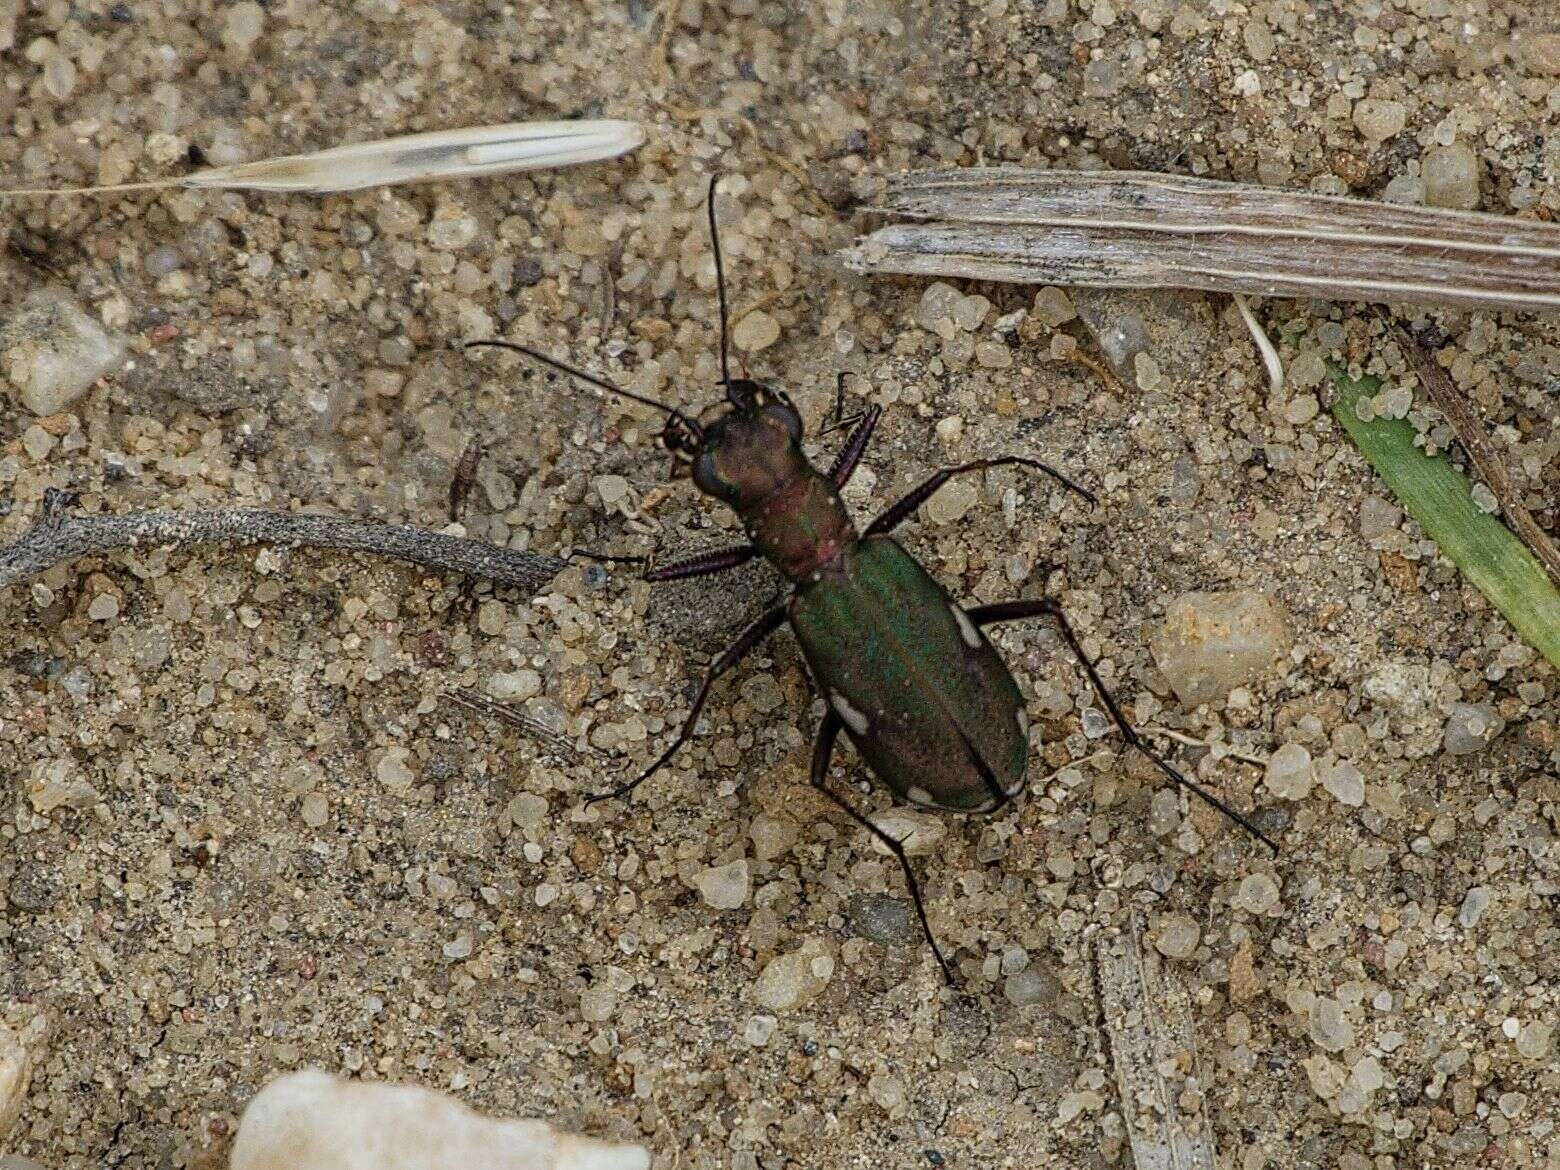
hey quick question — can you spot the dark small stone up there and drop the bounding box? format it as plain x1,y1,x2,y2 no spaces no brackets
1249,803,1292,838
848,893,917,946
513,256,544,287
925,1151,945,1166
583,564,609,590
801,1038,818,1057
109,2,134,21
8,863,61,913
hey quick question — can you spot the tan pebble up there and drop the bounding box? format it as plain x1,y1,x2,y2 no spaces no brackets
732,310,780,352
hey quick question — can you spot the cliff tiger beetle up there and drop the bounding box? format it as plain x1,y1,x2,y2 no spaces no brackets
470,178,1277,984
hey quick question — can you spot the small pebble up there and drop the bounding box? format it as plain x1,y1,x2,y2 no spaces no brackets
579,985,617,1023
1149,590,1293,707
1443,703,1505,756
1309,996,1354,1053
924,478,978,525
1003,965,1061,1008
692,859,750,910
1233,872,1281,914
934,416,964,444
486,669,541,702
1031,286,1076,327
752,940,834,1011
1264,743,1315,801
742,1015,778,1047
1421,141,1482,210
868,810,946,858
2,288,128,416
732,310,780,352
221,1,266,55
1321,760,1365,806
1352,98,1406,144
749,813,799,861
1457,885,1491,929
1153,913,1200,960
848,894,916,946
300,792,329,828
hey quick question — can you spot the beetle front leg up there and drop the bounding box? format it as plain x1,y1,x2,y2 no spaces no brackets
644,544,757,582
586,603,787,805
808,712,956,985
969,599,1279,854
865,456,1095,536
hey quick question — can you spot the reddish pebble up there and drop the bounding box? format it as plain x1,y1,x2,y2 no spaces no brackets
149,323,180,343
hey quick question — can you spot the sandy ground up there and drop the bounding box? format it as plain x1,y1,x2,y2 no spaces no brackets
2,1,1559,1167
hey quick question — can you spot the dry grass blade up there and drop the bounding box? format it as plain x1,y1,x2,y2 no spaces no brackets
1095,917,1219,1170
843,169,1560,313
0,120,645,197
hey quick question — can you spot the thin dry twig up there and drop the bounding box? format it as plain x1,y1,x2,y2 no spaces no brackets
443,687,586,761
1149,727,1270,769
1391,323,1560,590
844,169,1560,313
0,489,566,592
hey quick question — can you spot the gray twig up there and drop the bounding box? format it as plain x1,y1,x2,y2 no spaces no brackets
0,489,566,592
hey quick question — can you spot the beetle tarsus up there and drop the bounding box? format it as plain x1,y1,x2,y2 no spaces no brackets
810,712,956,986
969,598,1280,854
866,456,1095,537
585,603,787,805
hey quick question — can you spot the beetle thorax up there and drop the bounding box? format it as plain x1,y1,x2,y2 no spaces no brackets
693,407,857,582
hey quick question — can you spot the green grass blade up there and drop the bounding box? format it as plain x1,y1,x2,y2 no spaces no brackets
1328,365,1560,668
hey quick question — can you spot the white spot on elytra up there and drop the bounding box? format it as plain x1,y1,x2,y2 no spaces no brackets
1016,707,1030,740
951,604,980,648
1005,776,1026,797
830,690,869,736
907,785,935,806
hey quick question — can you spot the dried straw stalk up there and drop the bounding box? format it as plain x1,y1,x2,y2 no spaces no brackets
843,169,1560,314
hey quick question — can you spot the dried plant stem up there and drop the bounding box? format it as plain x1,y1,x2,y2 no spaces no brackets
1391,323,1560,589
0,490,565,593
1095,917,1218,1170
844,169,1560,313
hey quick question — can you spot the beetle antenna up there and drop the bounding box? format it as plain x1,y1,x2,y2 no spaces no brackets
706,173,737,403
465,339,704,441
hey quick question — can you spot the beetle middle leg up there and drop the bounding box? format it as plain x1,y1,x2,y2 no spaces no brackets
586,602,787,804
809,711,956,984
968,599,1279,853
865,455,1095,536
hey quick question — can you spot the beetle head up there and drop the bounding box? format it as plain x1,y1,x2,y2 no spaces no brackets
685,378,803,506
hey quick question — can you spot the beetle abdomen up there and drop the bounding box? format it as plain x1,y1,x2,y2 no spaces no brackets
789,535,1029,812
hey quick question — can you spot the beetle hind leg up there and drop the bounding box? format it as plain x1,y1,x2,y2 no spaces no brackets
969,598,1280,855
809,712,956,985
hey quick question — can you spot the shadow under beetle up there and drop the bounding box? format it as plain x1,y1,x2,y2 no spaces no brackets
470,177,1277,984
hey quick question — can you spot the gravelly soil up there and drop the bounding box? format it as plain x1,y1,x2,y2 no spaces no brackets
2,2,1558,1168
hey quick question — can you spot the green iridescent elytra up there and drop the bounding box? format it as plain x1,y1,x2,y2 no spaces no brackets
789,534,1029,813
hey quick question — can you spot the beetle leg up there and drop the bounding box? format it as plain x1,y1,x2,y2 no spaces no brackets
809,712,956,985
644,544,757,582
585,603,787,805
826,405,882,488
864,456,1095,537
968,598,1279,855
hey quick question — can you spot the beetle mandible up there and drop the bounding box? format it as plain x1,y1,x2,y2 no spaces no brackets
470,177,1277,983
